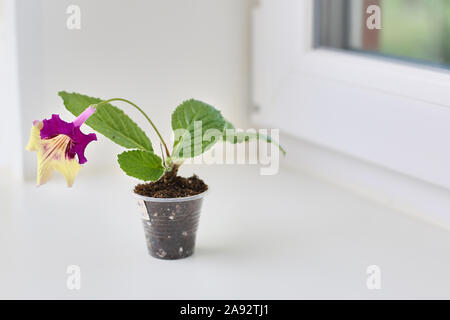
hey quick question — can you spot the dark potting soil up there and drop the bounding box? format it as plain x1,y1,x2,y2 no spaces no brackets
134,172,208,198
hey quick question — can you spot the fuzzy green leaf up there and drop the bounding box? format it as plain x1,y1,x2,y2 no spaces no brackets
117,150,164,181
171,99,225,158
223,119,286,156
59,91,153,152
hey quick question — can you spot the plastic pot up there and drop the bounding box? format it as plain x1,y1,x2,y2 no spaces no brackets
134,191,207,260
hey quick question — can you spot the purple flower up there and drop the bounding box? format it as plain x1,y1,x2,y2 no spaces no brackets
26,106,97,186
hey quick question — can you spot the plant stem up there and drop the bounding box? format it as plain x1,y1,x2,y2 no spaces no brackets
95,98,171,158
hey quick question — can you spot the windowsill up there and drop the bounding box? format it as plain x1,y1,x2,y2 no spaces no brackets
1,164,449,299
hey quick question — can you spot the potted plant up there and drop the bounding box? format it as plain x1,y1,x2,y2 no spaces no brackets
26,92,285,260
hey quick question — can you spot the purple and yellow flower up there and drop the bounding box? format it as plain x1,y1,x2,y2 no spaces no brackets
26,106,97,187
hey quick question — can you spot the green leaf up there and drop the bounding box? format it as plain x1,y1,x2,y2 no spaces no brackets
59,91,153,152
224,119,234,130
117,150,165,181
223,119,286,156
171,99,225,158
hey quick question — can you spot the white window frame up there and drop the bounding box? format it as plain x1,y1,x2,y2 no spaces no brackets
251,0,450,190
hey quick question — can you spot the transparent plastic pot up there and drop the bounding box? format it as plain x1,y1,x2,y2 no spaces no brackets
134,191,207,260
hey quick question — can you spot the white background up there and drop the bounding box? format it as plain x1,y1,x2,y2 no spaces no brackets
2,0,252,179
1,0,449,299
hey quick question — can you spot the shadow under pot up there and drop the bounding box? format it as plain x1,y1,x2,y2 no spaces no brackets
134,191,207,260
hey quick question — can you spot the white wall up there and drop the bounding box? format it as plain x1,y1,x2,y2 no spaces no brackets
0,0,22,178
13,0,251,179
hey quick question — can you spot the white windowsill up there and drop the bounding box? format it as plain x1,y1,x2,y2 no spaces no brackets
1,164,449,299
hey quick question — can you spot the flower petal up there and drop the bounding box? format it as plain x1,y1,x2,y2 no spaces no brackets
40,114,74,139
27,118,87,187
25,121,43,152
36,162,54,186
54,158,81,187
37,134,80,187
70,127,97,164
40,114,97,164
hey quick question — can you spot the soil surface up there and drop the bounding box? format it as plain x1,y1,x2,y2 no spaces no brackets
134,172,208,198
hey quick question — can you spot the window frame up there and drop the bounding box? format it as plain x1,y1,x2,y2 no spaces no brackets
251,0,450,190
